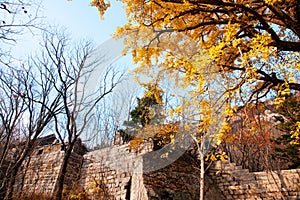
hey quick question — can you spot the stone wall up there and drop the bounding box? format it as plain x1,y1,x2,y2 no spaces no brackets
130,153,226,200
14,143,84,198
64,152,85,189
79,142,152,200
209,161,300,200
15,144,64,196
12,136,300,200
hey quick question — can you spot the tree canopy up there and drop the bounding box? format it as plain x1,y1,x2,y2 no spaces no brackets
92,0,300,148
94,0,300,95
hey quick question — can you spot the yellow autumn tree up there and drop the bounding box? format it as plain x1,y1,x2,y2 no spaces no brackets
90,2,299,200
92,0,300,146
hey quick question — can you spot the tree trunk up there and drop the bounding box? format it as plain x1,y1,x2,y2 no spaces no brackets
17,157,31,199
199,141,204,200
54,142,75,200
4,144,32,200
4,167,18,200
0,132,12,167
191,134,205,200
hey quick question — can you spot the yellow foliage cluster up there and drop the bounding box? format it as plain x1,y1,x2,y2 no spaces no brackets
129,123,179,150
154,123,178,147
90,0,110,19
216,122,233,145
129,137,144,150
69,192,86,200
290,122,300,145
91,0,300,161
91,0,300,95
264,0,282,5
274,82,291,106
142,83,164,105
205,151,229,162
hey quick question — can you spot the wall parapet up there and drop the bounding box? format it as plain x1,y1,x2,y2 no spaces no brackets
209,161,300,200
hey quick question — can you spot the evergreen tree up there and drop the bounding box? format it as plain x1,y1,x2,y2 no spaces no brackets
129,83,163,127
274,93,300,169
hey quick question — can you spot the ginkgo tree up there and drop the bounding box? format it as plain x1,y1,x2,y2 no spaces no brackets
92,0,300,145
90,1,300,199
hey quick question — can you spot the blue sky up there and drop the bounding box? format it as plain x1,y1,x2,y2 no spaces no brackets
11,0,127,58
6,0,138,143
42,0,126,43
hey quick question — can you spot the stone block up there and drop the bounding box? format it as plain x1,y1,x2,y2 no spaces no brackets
265,184,280,192
233,189,246,195
227,185,241,190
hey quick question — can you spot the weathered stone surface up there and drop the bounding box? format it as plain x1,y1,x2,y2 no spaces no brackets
12,136,300,200
209,161,300,200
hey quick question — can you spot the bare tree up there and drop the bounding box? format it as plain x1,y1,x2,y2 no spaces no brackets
0,67,27,199
0,0,42,63
93,94,118,147
38,31,124,200
91,76,141,148
0,57,62,199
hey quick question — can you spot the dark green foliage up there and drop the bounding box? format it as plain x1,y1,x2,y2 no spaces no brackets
276,94,300,132
119,84,164,144
118,129,135,143
130,97,153,126
274,93,300,169
129,84,163,127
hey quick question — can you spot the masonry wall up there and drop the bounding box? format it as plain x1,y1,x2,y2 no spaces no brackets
209,161,300,200
15,145,64,197
14,144,84,198
130,153,226,200
141,153,206,200
79,142,152,200
12,140,300,200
